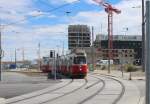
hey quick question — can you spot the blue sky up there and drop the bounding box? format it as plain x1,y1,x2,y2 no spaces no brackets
0,0,141,61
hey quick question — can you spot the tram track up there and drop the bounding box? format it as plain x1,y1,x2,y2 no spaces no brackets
6,79,73,104
39,79,87,104
41,75,104,104
111,77,125,104
6,73,126,104
93,73,126,104
78,75,106,104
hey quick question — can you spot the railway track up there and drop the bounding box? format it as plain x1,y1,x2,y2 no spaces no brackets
111,77,125,104
78,75,105,104
6,79,88,104
6,73,127,104
92,73,126,104
6,79,73,104
39,79,88,104
40,75,104,104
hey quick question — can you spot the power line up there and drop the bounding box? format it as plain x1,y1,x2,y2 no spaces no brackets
38,0,54,8
2,0,80,27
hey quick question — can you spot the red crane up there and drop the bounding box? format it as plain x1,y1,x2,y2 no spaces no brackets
94,1,120,49
93,0,121,73
93,0,121,49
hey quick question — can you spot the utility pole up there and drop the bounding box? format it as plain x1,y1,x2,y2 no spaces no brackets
56,45,60,56
62,41,64,55
0,19,2,81
91,26,94,71
15,48,17,68
22,47,25,64
142,0,145,72
38,43,41,71
81,25,84,49
146,1,150,104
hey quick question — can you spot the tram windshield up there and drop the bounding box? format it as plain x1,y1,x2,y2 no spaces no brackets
74,56,86,64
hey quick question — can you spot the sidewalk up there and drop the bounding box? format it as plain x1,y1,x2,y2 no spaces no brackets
93,69,145,80
93,69,145,104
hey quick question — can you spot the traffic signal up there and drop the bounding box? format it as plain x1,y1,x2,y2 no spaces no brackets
50,50,54,58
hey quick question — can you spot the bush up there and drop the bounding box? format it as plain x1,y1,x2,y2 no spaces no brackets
101,65,106,70
125,64,137,72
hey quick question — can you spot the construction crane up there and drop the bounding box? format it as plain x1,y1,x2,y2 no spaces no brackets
93,0,121,73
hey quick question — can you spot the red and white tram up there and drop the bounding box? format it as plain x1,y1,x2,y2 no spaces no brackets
40,49,88,78
59,49,88,78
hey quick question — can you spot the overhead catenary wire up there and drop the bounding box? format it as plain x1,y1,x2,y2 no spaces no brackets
1,0,80,27
37,0,54,8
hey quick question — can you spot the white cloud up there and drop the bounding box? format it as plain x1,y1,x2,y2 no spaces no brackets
47,0,79,5
2,24,68,61
0,0,35,25
69,0,142,36
84,0,103,5
1,0,142,61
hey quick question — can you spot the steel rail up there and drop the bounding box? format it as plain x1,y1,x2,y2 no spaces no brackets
93,73,126,104
6,79,73,104
78,75,106,104
39,80,87,104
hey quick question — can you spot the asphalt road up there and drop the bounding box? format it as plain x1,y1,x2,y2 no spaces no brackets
0,72,60,98
132,80,145,97
5,73,141,104
0,72,145,104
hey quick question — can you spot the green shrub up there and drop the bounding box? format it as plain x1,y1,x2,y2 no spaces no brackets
101,65,106,70
125,64,137,72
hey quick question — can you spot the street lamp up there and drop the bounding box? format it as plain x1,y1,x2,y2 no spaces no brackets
133,0,145,71
119,51,124,78
142,0,145,72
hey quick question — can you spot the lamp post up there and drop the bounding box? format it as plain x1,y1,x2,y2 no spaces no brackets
146,1,150,104
142,0,145,72
119,51,124,78
15,48,17,68
38,43,41,71
0,19,2,81
132,1,145,71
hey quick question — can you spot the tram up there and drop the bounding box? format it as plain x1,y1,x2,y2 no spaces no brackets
41,49,88,78
59,49,88,78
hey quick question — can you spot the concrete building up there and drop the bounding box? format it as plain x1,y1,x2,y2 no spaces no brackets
94,35,142,65
68,25,91,50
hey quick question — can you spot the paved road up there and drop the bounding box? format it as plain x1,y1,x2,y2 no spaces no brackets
5,73,141,104
0,72,60,98
132,79,145,104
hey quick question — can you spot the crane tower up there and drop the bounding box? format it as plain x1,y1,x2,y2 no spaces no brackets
93,0,121,73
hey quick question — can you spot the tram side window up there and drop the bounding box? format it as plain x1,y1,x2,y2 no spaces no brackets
74,56,86,64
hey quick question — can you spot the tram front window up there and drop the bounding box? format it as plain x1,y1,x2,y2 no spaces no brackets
74,56,86,64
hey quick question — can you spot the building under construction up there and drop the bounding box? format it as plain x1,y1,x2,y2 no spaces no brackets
94,35,142,65
68,25,91,50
